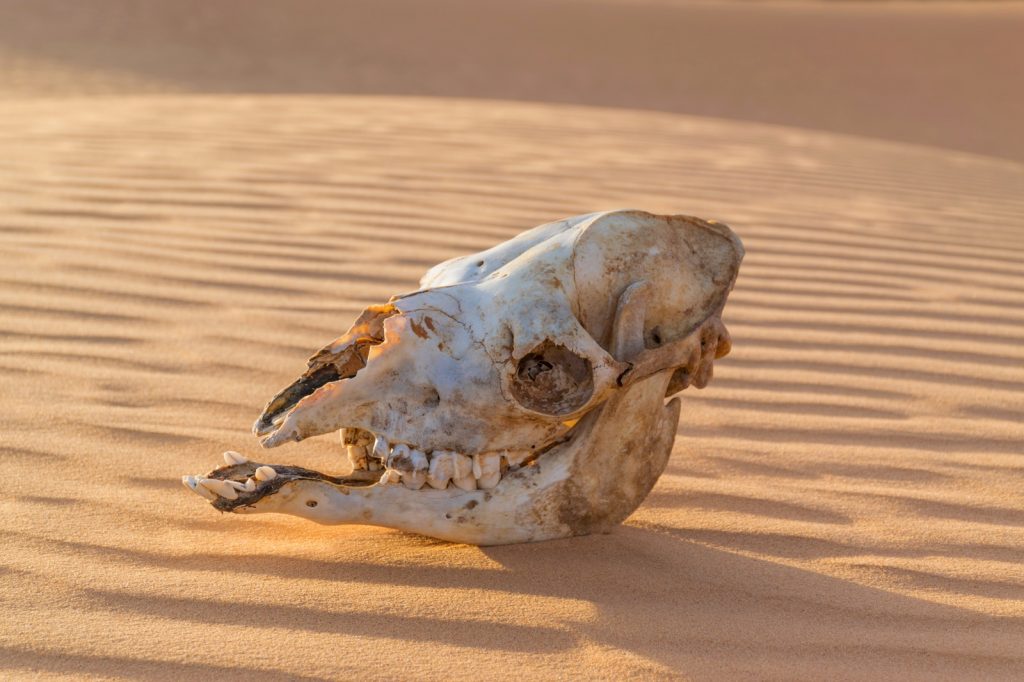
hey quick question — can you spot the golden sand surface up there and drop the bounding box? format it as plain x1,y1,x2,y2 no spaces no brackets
1,96,1022,679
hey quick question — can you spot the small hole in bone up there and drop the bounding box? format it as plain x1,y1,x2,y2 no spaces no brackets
306,500,318,508
650,327,663,346
476,260,485,267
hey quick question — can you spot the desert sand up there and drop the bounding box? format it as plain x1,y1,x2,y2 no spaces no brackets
1,2,1023,681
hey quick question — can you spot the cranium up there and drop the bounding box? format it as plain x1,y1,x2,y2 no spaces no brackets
183,209,743,545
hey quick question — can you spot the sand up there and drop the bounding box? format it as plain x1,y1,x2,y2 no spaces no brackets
1,3,1023,682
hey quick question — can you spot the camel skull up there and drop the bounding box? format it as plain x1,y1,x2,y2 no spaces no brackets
183,209,743,545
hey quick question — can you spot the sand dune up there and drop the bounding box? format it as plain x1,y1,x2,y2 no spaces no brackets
0,0,1023,161
0,95,1021,679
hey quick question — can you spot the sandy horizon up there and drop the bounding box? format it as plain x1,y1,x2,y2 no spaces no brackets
1,2,1022,680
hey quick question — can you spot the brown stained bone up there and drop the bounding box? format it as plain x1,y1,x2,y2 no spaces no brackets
185,210,744,545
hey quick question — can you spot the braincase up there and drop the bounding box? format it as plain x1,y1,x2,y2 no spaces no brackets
419,212,600,288
572,211,744,350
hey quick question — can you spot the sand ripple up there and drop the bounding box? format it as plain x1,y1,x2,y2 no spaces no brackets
1,97,1022,679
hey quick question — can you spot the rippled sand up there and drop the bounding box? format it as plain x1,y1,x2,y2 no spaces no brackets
0,96,1021,679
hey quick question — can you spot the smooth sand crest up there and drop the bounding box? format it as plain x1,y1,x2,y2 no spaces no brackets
0,0,1023,162
0,96,1022,679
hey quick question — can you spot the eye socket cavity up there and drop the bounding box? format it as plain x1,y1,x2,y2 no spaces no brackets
510,342,595,417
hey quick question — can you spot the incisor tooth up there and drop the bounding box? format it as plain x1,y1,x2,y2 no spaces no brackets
474,452,502,489
199,478,239,500
254,466,277,481
223,478,257,493
223,451,248,466
452,453,476,491
183,475,218,501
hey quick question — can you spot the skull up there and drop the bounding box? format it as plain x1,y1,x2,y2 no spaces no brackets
183,210,743,545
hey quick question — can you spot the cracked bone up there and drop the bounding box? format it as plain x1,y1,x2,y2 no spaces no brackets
183,210,743,545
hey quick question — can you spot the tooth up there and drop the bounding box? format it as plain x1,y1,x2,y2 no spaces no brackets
379,469,401,485
452,453,476,491
503,450,531,468
223,451,248,466
182,475,219,501
427,451,455,489
255,466,277,481
347,444,368,471
198,477,239,500
473,452,502,489
224,478,256,493
372,435,390,460
403,448,428,490
367,459,381,471
387,443,411,469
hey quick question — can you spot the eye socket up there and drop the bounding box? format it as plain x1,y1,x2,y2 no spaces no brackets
518,357,553,382
510,342,594,416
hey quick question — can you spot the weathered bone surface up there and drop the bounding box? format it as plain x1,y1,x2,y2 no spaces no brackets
182,210,743,545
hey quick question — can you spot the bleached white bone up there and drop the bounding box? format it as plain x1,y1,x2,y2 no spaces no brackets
183,210,743,545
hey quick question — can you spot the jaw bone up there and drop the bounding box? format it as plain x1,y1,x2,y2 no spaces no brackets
183,209,743,546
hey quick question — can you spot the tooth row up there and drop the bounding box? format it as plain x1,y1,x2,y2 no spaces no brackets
359,441,531,491
182,472,264,501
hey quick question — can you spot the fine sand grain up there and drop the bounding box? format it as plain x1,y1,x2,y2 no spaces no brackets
1,96,1022,679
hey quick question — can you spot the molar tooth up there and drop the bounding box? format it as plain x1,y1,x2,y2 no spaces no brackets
372,435,390,460
222,451,248,466
403,448,428,490
474,452,502,489
427,451,456,490
198,478,239,500
254,466,277,482
452,453,476,491
503,450,532,468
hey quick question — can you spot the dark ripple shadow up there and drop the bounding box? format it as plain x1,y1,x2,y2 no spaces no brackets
79,588,576,654
0,646,324,682
645,490,851,524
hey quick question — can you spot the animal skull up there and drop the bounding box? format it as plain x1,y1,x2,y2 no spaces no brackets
183,210,743,545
